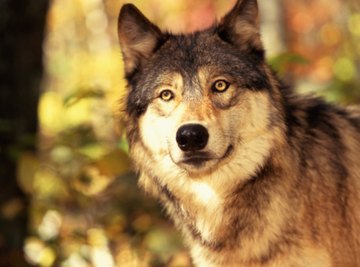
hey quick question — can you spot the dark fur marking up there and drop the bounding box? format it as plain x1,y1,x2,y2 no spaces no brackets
301,101,351,229
247,45,265,62
125,65,139,83
187,224,226,251
283,100,303,140
152,176,180,211
216,27,233,46
305,102,348,177
152,33,170,54
348,116,360,131
335,108,360,132
256,226,300,265
242,166,301,264
227,159,276,241
126,95,148,117
223,159,297,263
125,119,140,144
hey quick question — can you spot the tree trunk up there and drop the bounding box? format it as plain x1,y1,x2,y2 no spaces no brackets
259,0,287,56
0,1,49,266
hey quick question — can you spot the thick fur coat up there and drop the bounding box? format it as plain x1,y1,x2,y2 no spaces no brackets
117,0,360,266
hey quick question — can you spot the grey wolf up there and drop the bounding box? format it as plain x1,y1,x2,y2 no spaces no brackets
117,0,360,266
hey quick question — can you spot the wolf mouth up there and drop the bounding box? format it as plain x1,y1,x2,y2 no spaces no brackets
182,152,213,166
181,145,234,167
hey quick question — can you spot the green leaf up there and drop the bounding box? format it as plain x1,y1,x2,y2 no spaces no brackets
268,52,309,74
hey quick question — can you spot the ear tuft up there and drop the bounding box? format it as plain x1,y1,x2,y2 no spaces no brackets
118,4,162,75
217,0,262,52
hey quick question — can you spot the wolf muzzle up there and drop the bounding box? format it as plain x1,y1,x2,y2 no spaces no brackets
176,124,209,152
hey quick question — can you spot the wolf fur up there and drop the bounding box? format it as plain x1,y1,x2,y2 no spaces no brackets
117,0,360,266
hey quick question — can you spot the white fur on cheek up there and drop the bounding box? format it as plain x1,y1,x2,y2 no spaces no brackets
139,107,175,158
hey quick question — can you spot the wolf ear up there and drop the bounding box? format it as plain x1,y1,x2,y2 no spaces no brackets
217,0,262,53
118,4,162,75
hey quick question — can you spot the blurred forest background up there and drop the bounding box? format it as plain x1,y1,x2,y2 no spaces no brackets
1,0,360,266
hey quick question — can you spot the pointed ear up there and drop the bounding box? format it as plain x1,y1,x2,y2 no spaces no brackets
118,4,162,75
217,0,262,52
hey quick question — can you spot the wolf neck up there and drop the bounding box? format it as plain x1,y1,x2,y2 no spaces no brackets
138,138,296,263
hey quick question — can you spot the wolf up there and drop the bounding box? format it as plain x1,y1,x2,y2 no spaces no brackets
117,0,360,266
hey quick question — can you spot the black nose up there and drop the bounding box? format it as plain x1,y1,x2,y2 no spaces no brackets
176,124,209,152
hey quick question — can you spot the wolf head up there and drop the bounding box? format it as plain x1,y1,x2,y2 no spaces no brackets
118,0,285,179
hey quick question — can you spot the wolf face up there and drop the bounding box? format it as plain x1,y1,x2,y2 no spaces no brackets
118,0,283,177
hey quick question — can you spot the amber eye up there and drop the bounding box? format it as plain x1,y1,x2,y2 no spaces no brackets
160,90,174,101
212,80,230,92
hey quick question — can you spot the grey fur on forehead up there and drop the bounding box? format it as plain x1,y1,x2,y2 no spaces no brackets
136,31,268,87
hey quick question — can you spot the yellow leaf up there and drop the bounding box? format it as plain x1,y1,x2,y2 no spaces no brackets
38,91,63,133
33,169,69,199
95,149,131,177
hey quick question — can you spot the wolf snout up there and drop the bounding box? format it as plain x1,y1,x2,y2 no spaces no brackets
176,124,209,152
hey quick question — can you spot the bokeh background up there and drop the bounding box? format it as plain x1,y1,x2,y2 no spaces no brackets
1,0,360,266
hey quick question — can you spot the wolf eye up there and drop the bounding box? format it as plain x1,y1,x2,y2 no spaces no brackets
159,89,174,101
212,80,230,93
